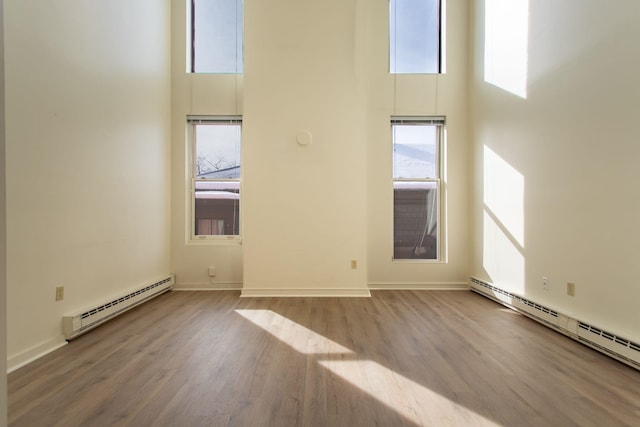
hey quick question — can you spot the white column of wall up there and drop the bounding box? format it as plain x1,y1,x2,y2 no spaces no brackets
241,0,369,296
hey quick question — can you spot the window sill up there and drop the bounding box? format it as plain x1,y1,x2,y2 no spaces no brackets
391,258,446,264
187,237,242,246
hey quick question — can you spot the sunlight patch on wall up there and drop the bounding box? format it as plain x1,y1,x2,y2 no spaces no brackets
483,146,525,293
236,309,500,426
484,0,529,98
483,211,525,293
483,145,524,246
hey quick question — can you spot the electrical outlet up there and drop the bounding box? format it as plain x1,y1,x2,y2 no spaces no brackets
208,266,216,277
351,260,358,269
542,277,549,291
55,286,64,301
567,282,576,296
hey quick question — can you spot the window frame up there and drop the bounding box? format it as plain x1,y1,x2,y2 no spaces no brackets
188,0,244,74
187,115,243,244
389,0,444,74
391,116,446,262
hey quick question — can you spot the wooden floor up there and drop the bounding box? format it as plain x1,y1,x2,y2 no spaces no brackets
8,291,640,427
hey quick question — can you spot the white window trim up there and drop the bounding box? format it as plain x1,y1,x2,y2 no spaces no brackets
391,116,447,263
187,115,243,244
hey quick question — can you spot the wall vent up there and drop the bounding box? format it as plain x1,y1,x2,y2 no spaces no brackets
470,277,559,326
470,276,640,371
577,322,640,368
63,275,174,340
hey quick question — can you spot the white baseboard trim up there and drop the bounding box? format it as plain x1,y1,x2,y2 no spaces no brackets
241,288,371,297
8,335,67,374
175,282,469,294
173,282,242,291
368,282,469,290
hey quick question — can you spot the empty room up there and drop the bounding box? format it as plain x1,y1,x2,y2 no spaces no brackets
1,0,639,426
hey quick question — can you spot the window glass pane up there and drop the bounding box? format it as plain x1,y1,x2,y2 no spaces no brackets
193,0,243,73
392,124,437,179
195,124,241,178
393,183,437,259
390,0,440,73
194,181,240,235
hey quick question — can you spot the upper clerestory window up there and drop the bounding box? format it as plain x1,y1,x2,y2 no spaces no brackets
390,0,442,74
189,0,244,73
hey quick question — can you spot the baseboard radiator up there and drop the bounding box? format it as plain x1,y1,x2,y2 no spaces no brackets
62,275,175,340
470,276,640,371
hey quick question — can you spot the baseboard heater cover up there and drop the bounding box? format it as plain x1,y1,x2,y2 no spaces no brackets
470,276,640,371
62,275,175,340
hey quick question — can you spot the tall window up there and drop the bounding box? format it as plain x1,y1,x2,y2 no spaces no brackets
189,116,242,239
390,0,442,73
190,0,244,73
392,117,444,260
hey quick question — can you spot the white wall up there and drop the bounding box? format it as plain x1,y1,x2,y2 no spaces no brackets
4,0,172,369
470,0,640,342
171,0,471,293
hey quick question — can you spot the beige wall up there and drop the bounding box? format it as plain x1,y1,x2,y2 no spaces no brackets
170,0,244,290
4,0,172,368
1,0,7,421
366,0,470,288
470,0,640,342
241,0,369,295
171,0,471,293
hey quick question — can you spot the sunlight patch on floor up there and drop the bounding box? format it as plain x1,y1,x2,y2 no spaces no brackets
320,359,500,426
235,309,353,355
236,309,500,426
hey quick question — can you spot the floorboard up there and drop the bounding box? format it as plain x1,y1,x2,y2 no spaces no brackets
8,290,640,426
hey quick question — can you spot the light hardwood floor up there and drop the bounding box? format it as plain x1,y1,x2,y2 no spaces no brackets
8,290,640,426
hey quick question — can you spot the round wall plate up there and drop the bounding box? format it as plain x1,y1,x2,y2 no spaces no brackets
296,130,312,146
